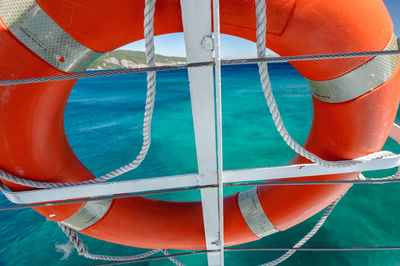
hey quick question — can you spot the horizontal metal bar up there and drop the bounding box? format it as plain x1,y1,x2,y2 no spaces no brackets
223,155,400,183
1,179,400,212
225,179,400,187
93,246,400,266
0,173,199,204
226,247,400,252
224,124,400,183
1,155,400,205
0,184,218,211
0,49,399,86
2,125,400,206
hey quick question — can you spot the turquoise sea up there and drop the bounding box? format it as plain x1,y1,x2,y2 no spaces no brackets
1,63,400,265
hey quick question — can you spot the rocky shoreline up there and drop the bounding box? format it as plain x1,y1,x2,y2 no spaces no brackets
88,50,186,70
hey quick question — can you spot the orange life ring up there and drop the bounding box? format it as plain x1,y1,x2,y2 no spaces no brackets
0,0,399,250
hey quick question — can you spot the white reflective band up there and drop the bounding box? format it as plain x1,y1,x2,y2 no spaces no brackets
308,34,399,103
238,187,277,238
0,0,103,73
59,199,112,231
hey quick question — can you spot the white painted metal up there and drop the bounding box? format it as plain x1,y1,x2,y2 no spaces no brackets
212,0,225,264
390,123,400,143
0,173,199,204
0,3,397,264
223,155,400,183
180,0,222,265
3,149,400,205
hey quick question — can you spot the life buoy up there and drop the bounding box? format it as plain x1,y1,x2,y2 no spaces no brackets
0,0,399,250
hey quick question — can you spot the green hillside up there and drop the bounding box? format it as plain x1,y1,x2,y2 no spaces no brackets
89,50,186,70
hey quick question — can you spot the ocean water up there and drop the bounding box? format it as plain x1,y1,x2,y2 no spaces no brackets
1,63,400,265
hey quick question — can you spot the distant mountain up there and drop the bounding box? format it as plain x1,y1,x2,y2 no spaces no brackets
88,50,186,70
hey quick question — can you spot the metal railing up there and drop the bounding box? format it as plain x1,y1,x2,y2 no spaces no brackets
0,2,400,263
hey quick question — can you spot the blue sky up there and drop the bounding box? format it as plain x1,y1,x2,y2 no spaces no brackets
120,0,400,58
120,33,258,58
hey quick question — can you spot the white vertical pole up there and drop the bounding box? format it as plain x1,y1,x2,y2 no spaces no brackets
212,0,225,265
180,0,223,265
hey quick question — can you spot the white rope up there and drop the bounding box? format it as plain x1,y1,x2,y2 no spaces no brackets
1,0,400,264
255,0,400,265
56,223,161,261
255,152,400,266
0,0,157,189
0,0,398,189
260,196,342,266
357,162,400,182
93,0,157,183
52,0,170,263
162,249,186,266
254,0,396,168
56,223,185,265
260,162,400,266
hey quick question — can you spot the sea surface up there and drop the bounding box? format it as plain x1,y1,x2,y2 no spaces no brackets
1,63,400,265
